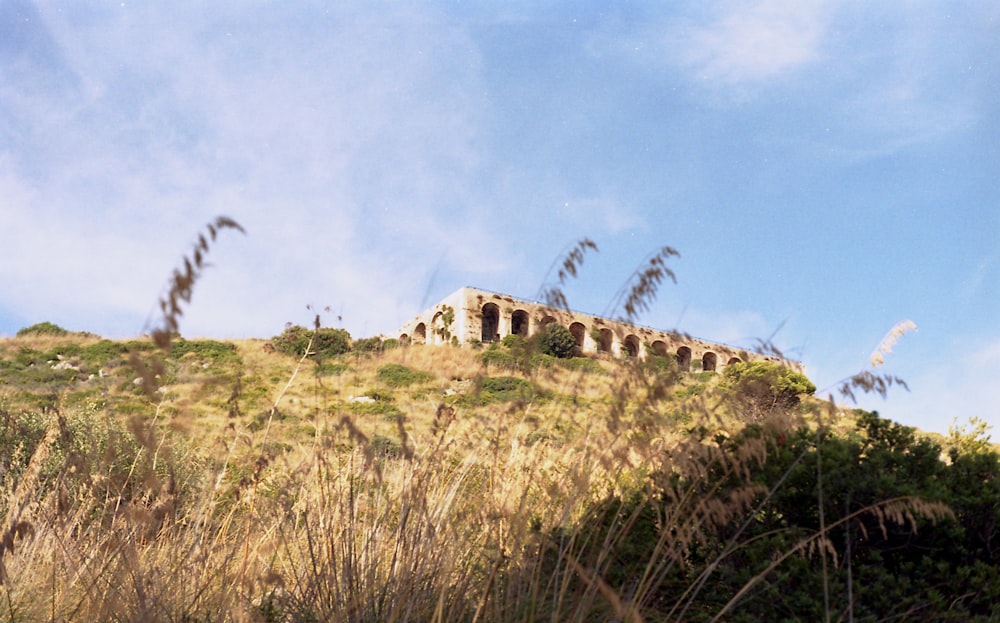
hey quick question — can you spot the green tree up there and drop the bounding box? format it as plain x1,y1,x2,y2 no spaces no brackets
16,321,68,337
722,360,816,421
562,411,1000,621
272,325,352,358
534,324,577,359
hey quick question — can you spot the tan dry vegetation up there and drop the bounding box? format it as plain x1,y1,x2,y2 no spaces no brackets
0,327,969,622
0,333,739,617
3,229,974,621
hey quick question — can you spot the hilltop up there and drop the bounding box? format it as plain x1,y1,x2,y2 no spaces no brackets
1,325,997,622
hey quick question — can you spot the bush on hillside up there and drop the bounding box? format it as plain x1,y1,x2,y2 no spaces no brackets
459,375,541,406
561,410,1000,621
16,321,68,337
722,360,815,421
478,347,520,372
534,324,577,359
272,325,352,359
170,339,241,366
353,337,384,353
377,363,433,388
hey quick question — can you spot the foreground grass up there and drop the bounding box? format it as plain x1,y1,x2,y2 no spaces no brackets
1,334,997,621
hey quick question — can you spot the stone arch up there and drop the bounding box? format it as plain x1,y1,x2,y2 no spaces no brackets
511,309,530,336
651,340,668,357
597,328,613,353
623,334,641,358
676,346,692,371
539,315,557,328
727,357,742,366
481,303,500,343
399,333,409,343
569,322,586,352
431,312,445,345
702,351,718,372
413,323,426,344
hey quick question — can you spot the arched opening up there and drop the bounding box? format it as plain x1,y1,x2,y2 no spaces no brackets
702,352,718,372
481,303,500,343
676,346,691,371
569,322,586,353
431,312,445,345
414,323,426,344
399,333,409,343
540,315,557,327
623,335,640,358
597,328,613,353
651,340,668,357
727,357,742,366
511,309,529,336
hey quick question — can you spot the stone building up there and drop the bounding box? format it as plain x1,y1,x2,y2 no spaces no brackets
396,287,795,372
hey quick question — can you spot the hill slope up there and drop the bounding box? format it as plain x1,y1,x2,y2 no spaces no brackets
1,331,998,622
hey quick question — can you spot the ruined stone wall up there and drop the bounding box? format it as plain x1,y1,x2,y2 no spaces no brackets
395,287,798,372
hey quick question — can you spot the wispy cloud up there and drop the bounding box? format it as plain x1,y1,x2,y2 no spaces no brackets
857,338,1000,435
670,1,830,88
1,3,502,338
556,197,644,234
656,305,775,351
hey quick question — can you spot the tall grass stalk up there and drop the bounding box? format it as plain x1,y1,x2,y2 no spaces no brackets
0,234,963,622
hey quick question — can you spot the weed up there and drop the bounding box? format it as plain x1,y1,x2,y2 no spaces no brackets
0,234,986,623
376,363,433,387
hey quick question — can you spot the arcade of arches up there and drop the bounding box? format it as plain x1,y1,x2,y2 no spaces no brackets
396,287,793,374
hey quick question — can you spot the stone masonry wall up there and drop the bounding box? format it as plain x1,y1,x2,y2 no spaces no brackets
395,287,798,373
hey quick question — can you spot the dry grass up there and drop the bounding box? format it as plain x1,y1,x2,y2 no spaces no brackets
0,232,954,622
0,325,953,622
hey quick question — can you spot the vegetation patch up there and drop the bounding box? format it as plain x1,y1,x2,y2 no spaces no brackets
557,356,605,374
2,311,994,622
478,347,519,372
169,339,241,367
460,375,543,406
722,360,816,421
16,321,69,337
534,323,577,359
272,325,352,358
352,337,384,353
377,363,433,388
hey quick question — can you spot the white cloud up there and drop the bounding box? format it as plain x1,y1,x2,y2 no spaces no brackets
556,197,644,234
844,338,1000,436
1,4,503,339
652,305,773,351
671,0,830,87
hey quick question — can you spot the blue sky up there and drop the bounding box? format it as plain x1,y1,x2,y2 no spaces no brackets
1,1,997,435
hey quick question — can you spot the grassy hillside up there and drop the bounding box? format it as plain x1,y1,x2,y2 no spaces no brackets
1,328,997,622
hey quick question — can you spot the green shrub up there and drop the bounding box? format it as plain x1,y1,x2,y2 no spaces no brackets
370,434,402,458
558,357,605,374
463,376,541,405
363,389,393,402
722,360,816,420
478,348,519,371
170,339,241,366
81,340,131,365
377,363,433,388
480,376,531,394
347,399,403,421
645,354,678,375
528,353,556,369
272,325,352,359
353,337,384,353
314,361,350,377
534,324,577,359
16,321,68,337
500,334,525,349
